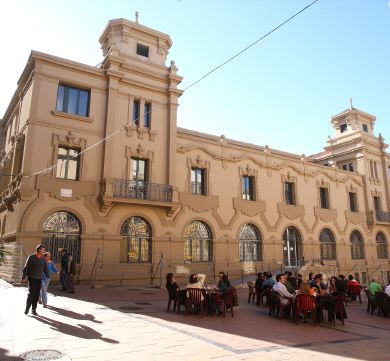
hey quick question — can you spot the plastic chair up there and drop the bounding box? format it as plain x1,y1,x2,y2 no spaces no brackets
176,290,187,314
294,294,316,326
186,288,206,317
223,288,236,317
247,282,256,303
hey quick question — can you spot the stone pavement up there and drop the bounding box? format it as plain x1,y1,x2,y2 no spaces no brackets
0,280,389,361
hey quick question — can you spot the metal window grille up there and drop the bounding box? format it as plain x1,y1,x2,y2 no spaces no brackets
376,231,388,259
42,211,81,264
120,216,152,263
283,227,302,266
184,221,212,262
319,228,336,260
350,230,365,260
239,224,262,261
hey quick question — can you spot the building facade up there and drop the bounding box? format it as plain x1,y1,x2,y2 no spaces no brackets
0,18,389,285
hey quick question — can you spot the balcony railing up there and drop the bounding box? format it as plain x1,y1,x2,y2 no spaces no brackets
112,179,172,203
375,211,390,223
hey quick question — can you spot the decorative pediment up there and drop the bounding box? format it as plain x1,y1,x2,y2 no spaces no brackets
53,131,86,149
126,144,154,160
240,163,257,177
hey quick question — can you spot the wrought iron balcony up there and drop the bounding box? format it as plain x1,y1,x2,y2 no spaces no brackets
112,179,173,203
375,211,390,223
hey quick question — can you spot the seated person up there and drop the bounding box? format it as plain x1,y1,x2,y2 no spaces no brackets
284,272,296,294
385,283,390,297
286,271,298,290
217,271,231,288
218,275,230,295
255,272,265,292
367,277,383,301
166,273,180,312
272,274,294,305
313,275,327,296
262,272,276,290
299,281,314,295
308,272,316,288
185,273,206,299
166,273,179,294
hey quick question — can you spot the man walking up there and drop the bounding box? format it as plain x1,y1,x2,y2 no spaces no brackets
22,244,49,315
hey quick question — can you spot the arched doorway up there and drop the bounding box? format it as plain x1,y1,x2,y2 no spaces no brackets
42,211,81,264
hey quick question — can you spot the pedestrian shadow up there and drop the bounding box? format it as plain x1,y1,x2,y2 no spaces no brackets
47,305,102,323
0,347,22,360
33,315,118,344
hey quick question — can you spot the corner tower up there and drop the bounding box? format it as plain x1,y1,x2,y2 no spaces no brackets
99,16,183,211
312,102,390,219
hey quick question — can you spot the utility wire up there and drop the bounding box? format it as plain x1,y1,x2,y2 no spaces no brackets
184,0,319,91
25,0,319,178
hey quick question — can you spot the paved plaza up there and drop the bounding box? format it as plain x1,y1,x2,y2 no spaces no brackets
0,280,389,361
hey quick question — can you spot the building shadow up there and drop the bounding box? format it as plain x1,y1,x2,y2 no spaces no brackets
61,285,390,360
46,305,102,323
33,315,118,344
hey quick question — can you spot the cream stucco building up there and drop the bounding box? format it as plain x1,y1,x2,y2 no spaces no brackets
0,18,389,286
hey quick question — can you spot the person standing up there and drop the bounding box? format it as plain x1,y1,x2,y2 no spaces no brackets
60,248,69,291
22,244,49,315
67,254,76,293
367,277,383,302
40,252,59,307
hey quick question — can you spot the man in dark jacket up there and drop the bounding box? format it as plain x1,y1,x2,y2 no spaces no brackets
22,244,49,315
66,254,77,293
60,248,69,291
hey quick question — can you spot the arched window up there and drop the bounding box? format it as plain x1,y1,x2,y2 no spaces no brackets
350,230,365,260
376,232,388,259
42,211,81,264
283,227,302,267
320,228,336,260
239,224,262,262
184,221,212,262
121,216,152,263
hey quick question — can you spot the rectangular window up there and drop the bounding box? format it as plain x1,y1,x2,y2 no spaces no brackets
354,272,360,283
132,100,140,126
348,163,354,172
320,187,330,209
340,123,347,133
362,124,368,132
56,84,90,117
284,182,295,205
144,102,151,128
191,168,205,195
374,196,381,211
132,158,148,181
56,147,80,181
349,192,358,212
362,271,367,285
242,176,255,201
136,43,149,57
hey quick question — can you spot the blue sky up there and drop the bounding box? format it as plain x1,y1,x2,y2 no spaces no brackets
1,0,389,155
